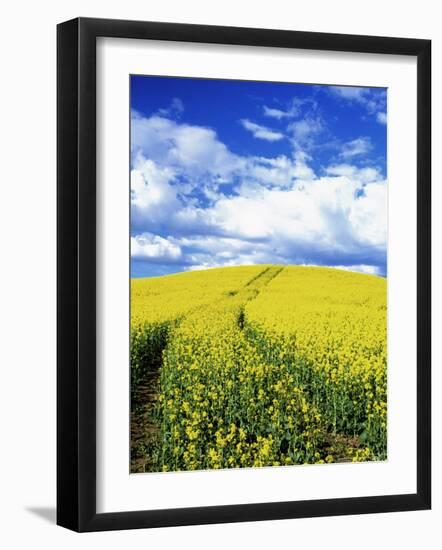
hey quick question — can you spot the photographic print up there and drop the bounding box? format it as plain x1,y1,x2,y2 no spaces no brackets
130,75,387,474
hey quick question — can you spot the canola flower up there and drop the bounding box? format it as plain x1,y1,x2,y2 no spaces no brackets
131,266,266,398
245,266,387,460
156,267,324,471
131,265,387,472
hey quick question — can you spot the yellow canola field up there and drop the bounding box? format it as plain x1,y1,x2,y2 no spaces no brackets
131,265,387,472
131,265,267,326
245,266,387,460
130,265,267,392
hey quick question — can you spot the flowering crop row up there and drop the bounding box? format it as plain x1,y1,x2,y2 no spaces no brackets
130,266,266,401
245,266,387,460
131,265,387,472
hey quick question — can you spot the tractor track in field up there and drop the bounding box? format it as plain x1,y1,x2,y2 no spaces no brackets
236,266,283,330
130,265,284,473
238,269,363,464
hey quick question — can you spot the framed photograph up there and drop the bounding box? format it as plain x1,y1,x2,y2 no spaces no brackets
57,17,431,532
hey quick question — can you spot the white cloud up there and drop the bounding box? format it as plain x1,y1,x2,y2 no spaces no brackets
376,112,387,124
131,157,181,231
293,151,316,180
131,232,182,262
289,117,323,149
328,86,387,125
180,236,282,272
131,112,244,180
263,98,316,120
205,171,386,256
240,119,284,141
241,151,315,191
133,166,386,273
263,106,290,119
132,112,317,198
330,264,381,276
325,164,382,183
131,112,386,275
340,137,373,159
348,181,387,247
132,112,318,201
157,97,184,117
330,86,369,103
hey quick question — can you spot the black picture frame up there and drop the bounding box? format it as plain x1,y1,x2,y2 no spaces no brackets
57,17,431,532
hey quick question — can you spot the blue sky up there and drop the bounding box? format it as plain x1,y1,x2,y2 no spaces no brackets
130,75,387,278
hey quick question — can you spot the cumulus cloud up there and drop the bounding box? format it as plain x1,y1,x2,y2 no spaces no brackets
152,171,384,267
131,111,244,180
131,232,183,263
130,157,181,233
263,97,316,120
292,151,316,180
348,181,387,247
157,97,184,118
173,172,387,271
240,151,315,192
180,236,283,272
263,106,290,120
288,117,324,149
132,111,315,198
330,264,382,276
131,111,386,275
330,86,370,103
328,85,387,125
376,112,387,125
240,119,285,141
325,164,382,183
340,137,373,159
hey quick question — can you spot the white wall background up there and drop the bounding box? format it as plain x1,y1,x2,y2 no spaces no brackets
0,1,439,548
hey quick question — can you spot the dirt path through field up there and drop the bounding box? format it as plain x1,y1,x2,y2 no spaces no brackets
130,265,285,473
